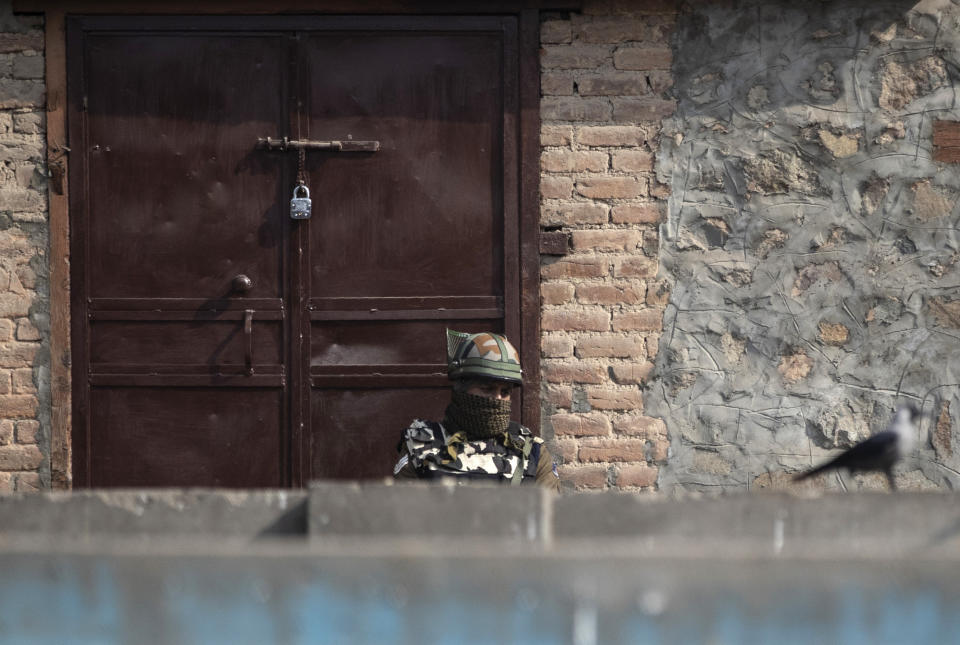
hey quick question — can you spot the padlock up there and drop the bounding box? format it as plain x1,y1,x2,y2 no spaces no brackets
290,184,312,220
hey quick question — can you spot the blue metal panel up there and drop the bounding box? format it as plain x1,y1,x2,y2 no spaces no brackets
3,552,960,644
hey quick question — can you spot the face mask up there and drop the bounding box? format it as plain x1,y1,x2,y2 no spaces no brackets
443,389,512,439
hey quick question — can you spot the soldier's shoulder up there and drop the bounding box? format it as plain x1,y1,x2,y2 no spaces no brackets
402,419,444,443
511,422,543,444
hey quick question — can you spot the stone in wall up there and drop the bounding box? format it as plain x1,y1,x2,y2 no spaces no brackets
651,0,960,492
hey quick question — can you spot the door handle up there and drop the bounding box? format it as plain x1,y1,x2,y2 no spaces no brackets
244,309,254,376
233,274,253,293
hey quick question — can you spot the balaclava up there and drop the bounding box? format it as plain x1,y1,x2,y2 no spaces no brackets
443,387,512,440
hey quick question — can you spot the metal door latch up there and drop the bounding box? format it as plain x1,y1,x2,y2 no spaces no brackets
257,137,380,152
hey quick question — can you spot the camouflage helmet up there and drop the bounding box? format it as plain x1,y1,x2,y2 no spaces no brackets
446,329,522,385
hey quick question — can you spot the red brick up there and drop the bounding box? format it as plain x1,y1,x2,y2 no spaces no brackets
0,444,42,470
610,361,654,384
571,229,643,252
541,44,611,69
0,33,44,54
650,180,671,199
14,472,40,491
12,368,34,394
614,414,666,438
541,19,572,44
577,176,646,199
551,412,612,437
576,282,646,305
646,280,671,305
0,395,36,418
542,97,612,122
541,125,573,147
614,46,672,70
612,150,654,172
541,176,574,199
647,438,669,462
541,282,575,305
555,439,579,462
559,464,609,489
15,420,38,444
542,150,608,173
646,333,660,359
0,320,14,342
576,18,649,43
612,98,676,122
579,438,649,462
578,73,649,96
611,203,661,224
545,384,574,408
542,201,609,227
542,309,610,332
578,125,650,147
542,72,575,96
575,335,644,358
543,361,607,384
542,256,609,279
645,71,674,94
643,229,660,255
616,464,658,488
15,318,40,341
613,255,657,278
540,230,571,255
612,309,663,332
586,386,644,410
542,335,575,358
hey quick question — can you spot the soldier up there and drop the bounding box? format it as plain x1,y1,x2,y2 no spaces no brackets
393,330,561,491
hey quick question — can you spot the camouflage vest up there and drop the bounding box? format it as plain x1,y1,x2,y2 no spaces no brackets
400,419,542,484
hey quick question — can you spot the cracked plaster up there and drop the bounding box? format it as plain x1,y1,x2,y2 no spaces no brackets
650,0,960,491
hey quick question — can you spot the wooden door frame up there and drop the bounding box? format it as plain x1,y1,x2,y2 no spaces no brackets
16,0,575,488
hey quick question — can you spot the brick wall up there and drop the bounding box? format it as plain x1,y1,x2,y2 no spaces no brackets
0,6,46,492
538,3,675,490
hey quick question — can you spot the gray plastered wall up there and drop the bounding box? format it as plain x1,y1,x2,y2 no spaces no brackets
651,0,960,491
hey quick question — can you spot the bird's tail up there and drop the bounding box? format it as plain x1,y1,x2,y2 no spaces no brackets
793,461,832,481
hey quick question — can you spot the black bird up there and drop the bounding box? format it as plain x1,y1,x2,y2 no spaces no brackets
794,405,919,491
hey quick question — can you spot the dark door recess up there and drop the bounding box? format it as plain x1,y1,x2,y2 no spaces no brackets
68,15,526,487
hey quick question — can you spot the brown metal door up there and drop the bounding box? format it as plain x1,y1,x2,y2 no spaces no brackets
68,16,520,487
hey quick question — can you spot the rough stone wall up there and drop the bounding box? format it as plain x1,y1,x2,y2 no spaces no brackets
650,0,960,491
0,4,47,492
538,2,676,490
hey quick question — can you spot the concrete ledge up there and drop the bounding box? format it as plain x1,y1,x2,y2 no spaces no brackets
309,480,548,542
555,491,960,556
0,489,307,538
4,486,960,559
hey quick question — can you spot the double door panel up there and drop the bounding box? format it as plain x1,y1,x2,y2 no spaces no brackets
69,16,519,486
